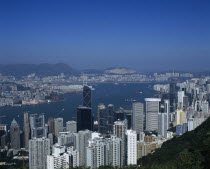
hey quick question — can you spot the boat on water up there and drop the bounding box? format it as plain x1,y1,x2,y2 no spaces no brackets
125,99,136,102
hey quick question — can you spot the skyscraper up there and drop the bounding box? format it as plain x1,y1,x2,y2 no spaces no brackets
183,96,189,110
29,137,50,169
158,113,168,138
24,112,30,149
10,119,20,150
48,117,55,134
83,85,91,108
164,99,170,128
132,102,144,133
113,120,127,165
86,137,108,168
175,109,187,125
107,104,115,134
98,104,108,134
66,121,77,133
145,98,161,131
0,124,7,149
76,130,92,166
30,114,46,138
178,90,185,109
54,118,63,136
113,120,127,140
169,79,177,112
77,106,93,132
126,130,137,165
111,135,124,167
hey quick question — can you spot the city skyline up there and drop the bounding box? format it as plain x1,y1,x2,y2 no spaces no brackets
0,1,210,168
1,0,210,71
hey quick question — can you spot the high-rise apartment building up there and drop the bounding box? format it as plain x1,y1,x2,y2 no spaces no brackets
47,145,79,169
29,137,50,169
86,135,124,169
126,130,137,165
113,120,127,165
76,130,92,167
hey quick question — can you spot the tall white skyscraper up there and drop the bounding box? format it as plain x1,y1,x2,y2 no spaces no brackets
29,137,50,169
178,91,185,109
66,121,77,133
111,135,124,167
54,118,63,136
132,102,144,133
113,120,127,165
126,130,137,165
145,98,161,131
164,99,170,128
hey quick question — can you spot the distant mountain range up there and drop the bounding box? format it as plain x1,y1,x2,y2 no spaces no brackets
140,117,210,169
0,63,79,77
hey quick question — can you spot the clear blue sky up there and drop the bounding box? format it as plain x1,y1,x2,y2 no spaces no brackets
0,0,210,72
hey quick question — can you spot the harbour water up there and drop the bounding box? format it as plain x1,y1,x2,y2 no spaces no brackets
0,83,157,126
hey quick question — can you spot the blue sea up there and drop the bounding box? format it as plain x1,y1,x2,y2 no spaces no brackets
0,83,156,126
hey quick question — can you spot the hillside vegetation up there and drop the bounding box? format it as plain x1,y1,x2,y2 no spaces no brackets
139,117,210,169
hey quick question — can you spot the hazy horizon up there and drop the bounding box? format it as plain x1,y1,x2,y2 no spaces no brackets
1,0,210,72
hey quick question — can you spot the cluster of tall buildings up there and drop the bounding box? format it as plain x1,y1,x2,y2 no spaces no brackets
0,76,210,169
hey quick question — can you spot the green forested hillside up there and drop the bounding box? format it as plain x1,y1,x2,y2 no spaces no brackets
139,117,210,169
